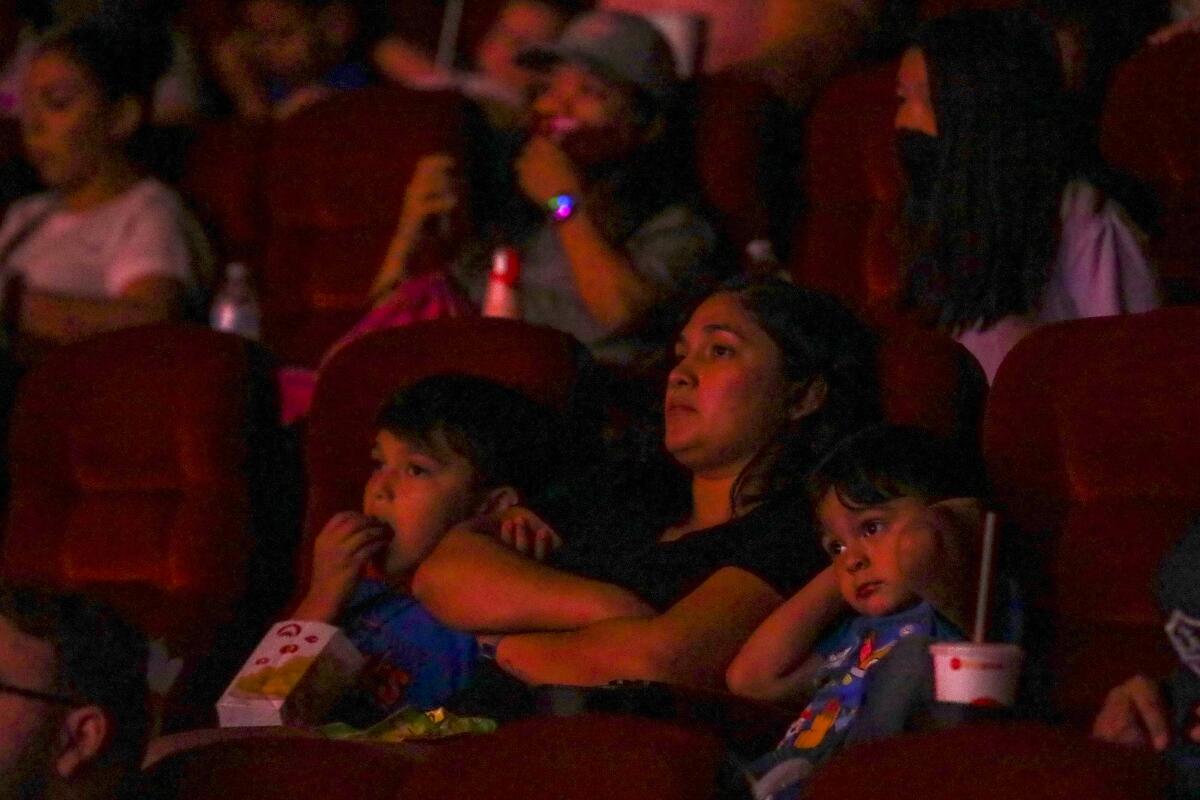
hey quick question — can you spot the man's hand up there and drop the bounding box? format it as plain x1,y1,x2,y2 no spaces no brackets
1093,674,1172,751
516,136,583,207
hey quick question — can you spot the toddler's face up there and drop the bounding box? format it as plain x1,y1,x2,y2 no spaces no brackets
817,489,924,617
362,430,484,576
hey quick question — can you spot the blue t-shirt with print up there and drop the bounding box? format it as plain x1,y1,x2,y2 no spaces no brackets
336,578,478,721
749,602,963,800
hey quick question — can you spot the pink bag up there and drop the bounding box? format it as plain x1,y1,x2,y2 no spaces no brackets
277,272,475,424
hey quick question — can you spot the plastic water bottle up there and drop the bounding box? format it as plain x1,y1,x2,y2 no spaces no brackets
480,246,521,319
210,262,261,339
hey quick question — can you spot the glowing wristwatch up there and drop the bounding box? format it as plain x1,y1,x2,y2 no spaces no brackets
547,194,578,223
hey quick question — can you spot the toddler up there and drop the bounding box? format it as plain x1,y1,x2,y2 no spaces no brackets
728,425,988,799
292,373,558,721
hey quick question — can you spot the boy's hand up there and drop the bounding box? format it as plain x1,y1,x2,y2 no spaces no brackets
295,512,392,622
496,507,561,562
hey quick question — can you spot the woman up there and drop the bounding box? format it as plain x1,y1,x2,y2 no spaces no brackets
411,277,881,688
896,9,1159,383
0,17,209,354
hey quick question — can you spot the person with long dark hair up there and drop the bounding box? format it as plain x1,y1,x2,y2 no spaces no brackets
895,9,1159,382
411,277,881,689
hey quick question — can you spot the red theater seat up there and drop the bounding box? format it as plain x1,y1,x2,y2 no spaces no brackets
984,307,1200,720
693,69,793,255
2,324,287,687
142,736,417,800
299,317,584,593
789,60,903,312
1101,31,1200,302
181,118,269,264
808,722,1166,800
878,322,986,447
259,87,468,366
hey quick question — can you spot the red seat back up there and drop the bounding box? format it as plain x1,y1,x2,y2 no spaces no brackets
260,87,468,365
789,60,903,312
2,324,280,656
984,308,1200,718
808,722,1166,800
299,318,584,592
1101,32,1200,301
181,119,270,264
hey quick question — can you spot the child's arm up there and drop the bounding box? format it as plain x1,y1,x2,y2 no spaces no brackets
411,525,655,633
293,512,392,622
724,566,845,703
896,497,985,634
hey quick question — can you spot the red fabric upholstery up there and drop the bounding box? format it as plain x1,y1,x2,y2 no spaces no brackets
808,722,1167,800
2,324,274,657
399,713,726,799
1101,32,1200,301
259,87,468,366
877,321,987,446
181,119,270,263
789,60,903,312
984,308,1200,719
299,317,584,593
141,736,417,800
693,70,790,253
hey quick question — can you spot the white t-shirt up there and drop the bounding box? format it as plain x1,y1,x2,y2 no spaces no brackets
0,178,209,299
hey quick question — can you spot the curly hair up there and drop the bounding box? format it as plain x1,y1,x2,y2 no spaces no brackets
901,9,1071,331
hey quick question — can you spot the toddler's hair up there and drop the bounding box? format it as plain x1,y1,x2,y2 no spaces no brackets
808,425,987,510
376,374,558,501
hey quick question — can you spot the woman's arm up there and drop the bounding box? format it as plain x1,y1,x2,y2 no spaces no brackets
896,497,984,634
19,276,185,344
411,526,654,633
724,566,845,703
490,566,785,688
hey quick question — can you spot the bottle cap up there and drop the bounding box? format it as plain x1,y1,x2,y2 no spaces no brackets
489,247,521,287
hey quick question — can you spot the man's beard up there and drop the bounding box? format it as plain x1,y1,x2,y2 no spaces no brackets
0,718,58,800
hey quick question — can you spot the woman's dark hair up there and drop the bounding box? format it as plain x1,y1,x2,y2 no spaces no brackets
717,277,882,510
902,9,1071,331
808,424,988,511
376,373,560,502
36,15,173,103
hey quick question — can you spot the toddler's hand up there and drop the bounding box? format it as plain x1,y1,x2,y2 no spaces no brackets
496,507,561,562
296,511,392,622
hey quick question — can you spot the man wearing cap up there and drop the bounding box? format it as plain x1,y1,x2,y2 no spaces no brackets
373,10,719,370
0,583,150,800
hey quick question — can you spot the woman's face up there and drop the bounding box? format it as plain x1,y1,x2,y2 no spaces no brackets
895,47,937,136
665,292,810,478
20,50,125,191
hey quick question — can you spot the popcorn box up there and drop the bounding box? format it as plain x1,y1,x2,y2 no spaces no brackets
217,620,364,727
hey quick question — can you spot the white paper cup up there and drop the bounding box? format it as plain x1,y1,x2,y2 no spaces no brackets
929,642,1023,707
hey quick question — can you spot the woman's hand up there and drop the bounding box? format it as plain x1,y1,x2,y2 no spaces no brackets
294,511,392,623
894,497,984,634
496,507,562,562
516,136,583,207
1093,674,1174,750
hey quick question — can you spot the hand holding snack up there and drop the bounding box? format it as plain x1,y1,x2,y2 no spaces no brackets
295,512,393,622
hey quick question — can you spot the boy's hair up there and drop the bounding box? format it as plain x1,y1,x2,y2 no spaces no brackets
808,425,987,510
0,582,150,769
375,374,558,501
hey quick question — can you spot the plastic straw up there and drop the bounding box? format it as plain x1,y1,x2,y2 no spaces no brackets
972,511,998,643
435,0,465,70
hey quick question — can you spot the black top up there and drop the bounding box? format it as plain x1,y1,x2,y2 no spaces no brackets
554,494,826,612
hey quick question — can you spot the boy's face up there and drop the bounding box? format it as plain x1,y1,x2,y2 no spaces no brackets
362,430,486,576
244,0,319,81
817,490,924,617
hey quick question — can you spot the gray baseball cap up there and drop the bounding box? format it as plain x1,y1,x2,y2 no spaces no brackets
517,11,680,104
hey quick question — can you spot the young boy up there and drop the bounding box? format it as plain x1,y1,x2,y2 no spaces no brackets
292,374,558,721
727,426,989,800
